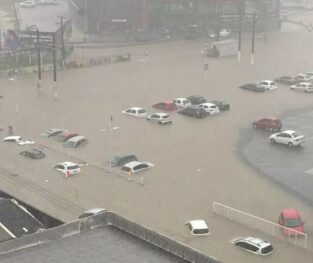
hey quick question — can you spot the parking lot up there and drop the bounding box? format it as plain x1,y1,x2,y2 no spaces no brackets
1,16,313,263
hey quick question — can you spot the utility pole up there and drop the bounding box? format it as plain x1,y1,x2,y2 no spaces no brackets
237,1,243,63
36,29,42,92
60,16,65,69
52,33,58,98
251,11,256,66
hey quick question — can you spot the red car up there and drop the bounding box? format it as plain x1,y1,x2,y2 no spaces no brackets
252,117,282,132
152,101,177,111
54,131,79,142
278,209,304,236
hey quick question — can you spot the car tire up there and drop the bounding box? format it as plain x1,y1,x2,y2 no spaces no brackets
288,142,293,148
270,138,275,144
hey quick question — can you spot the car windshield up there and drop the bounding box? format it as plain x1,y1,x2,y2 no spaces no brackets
138,109,146,114
121,166,131,172
193,228,209,234
261,245,273,255
291,132,301,138
284,218,302,227
162,115,169,119
64,141,75,147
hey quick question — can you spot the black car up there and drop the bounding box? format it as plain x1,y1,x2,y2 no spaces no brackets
19,149,46,159
178,107,207,118
210,100,230,111
110,154,138,167
275,76,301,85
239,83,265,92
187,95,207,105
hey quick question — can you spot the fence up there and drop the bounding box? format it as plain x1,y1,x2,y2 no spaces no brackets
0,211,221,263
212,201,308,249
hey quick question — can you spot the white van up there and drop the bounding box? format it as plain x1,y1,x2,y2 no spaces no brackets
173,98,191,108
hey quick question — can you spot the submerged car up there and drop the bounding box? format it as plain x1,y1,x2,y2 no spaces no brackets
53,162,81,175
122,107,147,117
233,237,274,256
20,149,45,159
185,220,210,236
275,76,301,85
54,131,79,142
278,209,304,236
196,103,220,115
290,82,313,93
239,83,265,92
258,80,277,91
121,161,154,174
3,136,35,146
40,128,67,138
146,113,172,125
110,154,138,167
152,101,177,111
210,100,230,111
252,117,282,132
269,130,304,147
63,136,88,148
173,98,192,108
187,95,207,105
177,107,207,119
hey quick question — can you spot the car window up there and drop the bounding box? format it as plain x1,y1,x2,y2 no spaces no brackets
261,245,273,255
193,228,209,235
138,109,146,114
246,243,258,252
68,165,80,170
162,115,169,119
131,110,136,114
134,164,147,170
126,109,131,113
121,166,131,172
55,164,63,169
236,241,246,248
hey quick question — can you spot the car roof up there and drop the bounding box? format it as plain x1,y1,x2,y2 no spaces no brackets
128,107,145,111
27,149,43,154
281,208,300,218
123,161,143,168
189,220,208,229
237,237,270,248
199,102,216,107
4,136,21,140
152,113,169,117
298,82,311,85
58,161,78,167
281,130,297,134
67,135,86,142
174,98,188,101
262,117,280,121
260,80,274,83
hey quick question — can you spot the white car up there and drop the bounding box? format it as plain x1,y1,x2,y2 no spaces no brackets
219,28,231,38
196,103,220,115
122,107,147,117
233,237,274,256
3,136,35,146
20,1,36,7
121,161,154,174
173,98,191,108
146,113,172,125
53,162,81,175
269,130,304,147
185,220,210,236
40,128,67,138
290,82,313,93
297,73,313,82
259,80,277,91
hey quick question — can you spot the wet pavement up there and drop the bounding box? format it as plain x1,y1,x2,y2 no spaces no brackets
240,107,313,204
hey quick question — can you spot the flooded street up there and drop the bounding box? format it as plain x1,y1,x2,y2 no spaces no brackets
1,15,313,262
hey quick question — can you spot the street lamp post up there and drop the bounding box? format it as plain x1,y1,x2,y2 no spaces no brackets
101,117,120,174
9,69,19,114
140,51,149,90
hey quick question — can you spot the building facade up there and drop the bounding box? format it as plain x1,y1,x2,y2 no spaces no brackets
69,0,280,36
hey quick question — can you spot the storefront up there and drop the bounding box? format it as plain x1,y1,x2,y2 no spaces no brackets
69,0,280,36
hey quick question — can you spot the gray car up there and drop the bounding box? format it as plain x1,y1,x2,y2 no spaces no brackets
110,154,138,167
